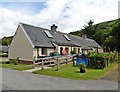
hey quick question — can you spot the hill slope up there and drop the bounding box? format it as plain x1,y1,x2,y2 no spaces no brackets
69,18,120,45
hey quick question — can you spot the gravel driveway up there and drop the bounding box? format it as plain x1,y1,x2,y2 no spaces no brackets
2,68,118,90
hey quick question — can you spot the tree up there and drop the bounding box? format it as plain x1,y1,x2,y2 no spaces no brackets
103,36,115,52
88,20,94,27
110,21,120,52
82,20,95,38
0,36,13,46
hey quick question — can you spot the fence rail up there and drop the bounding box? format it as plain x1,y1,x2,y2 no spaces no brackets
33,54,77,71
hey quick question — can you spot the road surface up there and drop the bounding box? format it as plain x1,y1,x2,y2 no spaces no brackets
1,68,119,90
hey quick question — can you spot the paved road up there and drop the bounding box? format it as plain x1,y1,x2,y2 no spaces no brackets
2,68,118,90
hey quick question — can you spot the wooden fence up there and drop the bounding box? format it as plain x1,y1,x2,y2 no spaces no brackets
33,54,77,71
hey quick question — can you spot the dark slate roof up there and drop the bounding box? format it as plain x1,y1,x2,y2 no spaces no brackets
84,38,101,48
0,45,9,53
81,46,92,50
20,23,101,48
68,35,101,49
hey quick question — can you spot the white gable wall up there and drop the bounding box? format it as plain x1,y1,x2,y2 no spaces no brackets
9,25,33,61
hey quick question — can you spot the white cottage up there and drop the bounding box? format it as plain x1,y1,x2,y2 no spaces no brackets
9,23,102,64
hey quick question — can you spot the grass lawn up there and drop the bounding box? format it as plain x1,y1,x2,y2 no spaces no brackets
118,63,120,83
33,62,118,80
0,62,34,71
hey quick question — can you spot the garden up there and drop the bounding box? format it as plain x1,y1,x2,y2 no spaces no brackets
33,52,119,80
33,62,117,80
0,52,119,81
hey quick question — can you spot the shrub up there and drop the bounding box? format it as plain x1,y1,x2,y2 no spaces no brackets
79,63,86,73
71,48,77,54
88,52,117,69
12,57,19,65
89,55,106,69
70,51,76,54
6,61,10,64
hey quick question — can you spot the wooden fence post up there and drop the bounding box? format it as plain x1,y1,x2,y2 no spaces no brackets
33,57,35,68
66,58,68,64
57,58,59,71
41,59,44,70
107,57,109,66
50,58,51,65
72,56,75,66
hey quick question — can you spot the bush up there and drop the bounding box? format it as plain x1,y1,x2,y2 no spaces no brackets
70,48,77,54
70,50,76,54
115,53,120,62
6,61,10,64
89,56,106,69
12,57,19,65
79,63,86,73
88,52,117,69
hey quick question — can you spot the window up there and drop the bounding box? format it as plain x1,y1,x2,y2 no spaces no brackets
60,47,63,55
42,48,47,55
44,30,53,38
65,47,69,53
63,34,71,41
78,48,80,53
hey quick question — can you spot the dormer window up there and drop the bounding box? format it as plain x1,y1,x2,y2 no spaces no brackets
63,34,71,41
44,30,53,38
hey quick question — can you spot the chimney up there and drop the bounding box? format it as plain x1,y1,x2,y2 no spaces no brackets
50,24,57,31
82,34,87,39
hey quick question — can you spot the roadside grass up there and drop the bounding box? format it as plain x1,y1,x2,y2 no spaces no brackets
117,55,120,83
118,63,120,83
0,62,33,71
33,62,118,80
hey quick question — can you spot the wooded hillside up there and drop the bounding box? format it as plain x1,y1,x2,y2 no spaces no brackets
69,18,120,52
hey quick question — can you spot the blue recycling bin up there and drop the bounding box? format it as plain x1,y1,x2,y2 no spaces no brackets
76,58,82,65
76,58,88,66
84,58,88,66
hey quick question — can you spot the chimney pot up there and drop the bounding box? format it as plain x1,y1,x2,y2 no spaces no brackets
50,24,57,31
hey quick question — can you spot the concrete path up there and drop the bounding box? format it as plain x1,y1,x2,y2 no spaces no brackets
2,68,118,90
22,66,52,72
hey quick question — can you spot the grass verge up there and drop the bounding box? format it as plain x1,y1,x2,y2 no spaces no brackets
33,62,118,80
118,63,120,83
0,62,33,71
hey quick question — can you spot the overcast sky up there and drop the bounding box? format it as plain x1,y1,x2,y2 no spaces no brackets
0,0,119,38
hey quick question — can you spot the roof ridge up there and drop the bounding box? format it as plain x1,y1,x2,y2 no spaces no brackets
69,34,84,39
20,22,50,31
